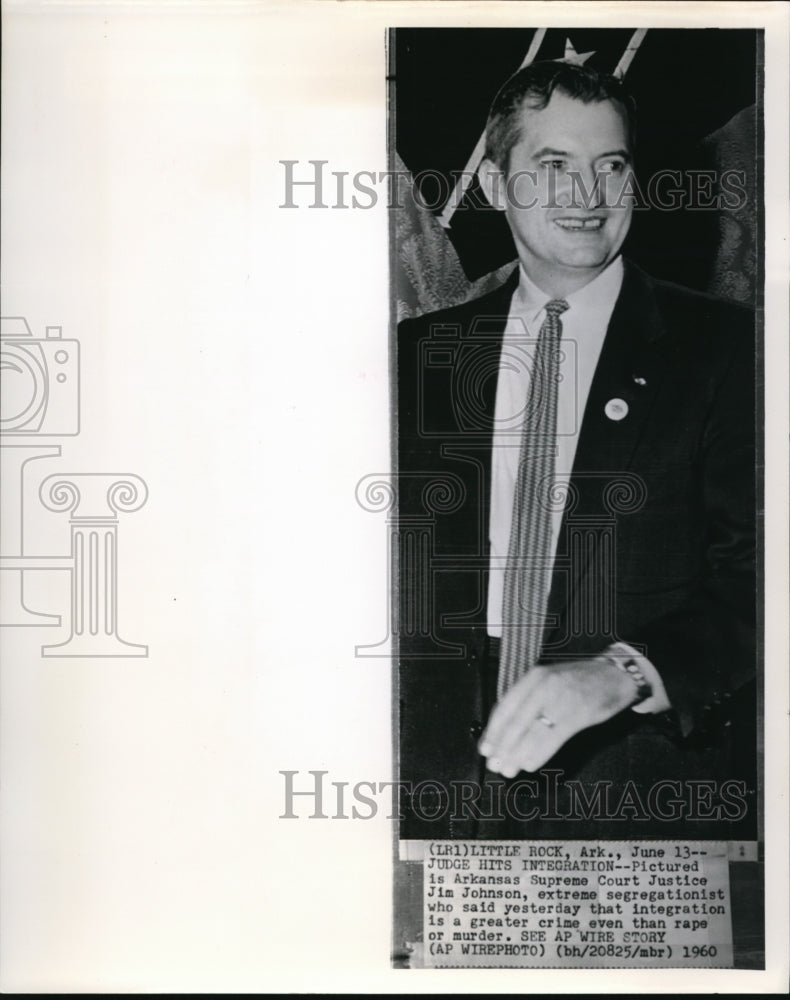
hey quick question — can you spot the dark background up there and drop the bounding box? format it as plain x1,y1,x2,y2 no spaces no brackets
393,27,762,292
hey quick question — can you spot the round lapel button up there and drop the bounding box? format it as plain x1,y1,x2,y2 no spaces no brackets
605,398,629,421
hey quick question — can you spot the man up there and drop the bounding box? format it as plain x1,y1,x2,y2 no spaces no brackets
397,61,757,839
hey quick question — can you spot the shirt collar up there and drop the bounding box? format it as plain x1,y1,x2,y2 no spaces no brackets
511,256,625,327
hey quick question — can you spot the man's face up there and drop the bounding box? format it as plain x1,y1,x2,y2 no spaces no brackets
493,91,634,294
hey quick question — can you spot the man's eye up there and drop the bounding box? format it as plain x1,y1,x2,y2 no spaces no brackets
599,160,626,174
540,160,566,171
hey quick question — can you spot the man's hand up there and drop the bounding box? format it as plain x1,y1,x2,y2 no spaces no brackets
478,657,638,777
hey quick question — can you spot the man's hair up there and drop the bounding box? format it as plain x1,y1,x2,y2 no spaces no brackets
484,60,637,171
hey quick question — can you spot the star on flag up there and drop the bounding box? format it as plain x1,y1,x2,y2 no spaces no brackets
562,38,596,65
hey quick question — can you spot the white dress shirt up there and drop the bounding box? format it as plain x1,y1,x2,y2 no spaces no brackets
486,256,670,713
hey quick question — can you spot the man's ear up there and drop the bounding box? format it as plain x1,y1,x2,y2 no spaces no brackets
478,157,507,212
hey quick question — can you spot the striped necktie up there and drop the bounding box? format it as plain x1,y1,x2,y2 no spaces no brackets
498,298,569,700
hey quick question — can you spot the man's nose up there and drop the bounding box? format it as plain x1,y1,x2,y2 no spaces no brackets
577,165,604,209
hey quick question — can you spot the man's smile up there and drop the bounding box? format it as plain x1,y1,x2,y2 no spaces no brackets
553,216,607,232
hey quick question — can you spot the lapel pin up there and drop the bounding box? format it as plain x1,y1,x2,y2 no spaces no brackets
605,398,629,421
632,374,647,386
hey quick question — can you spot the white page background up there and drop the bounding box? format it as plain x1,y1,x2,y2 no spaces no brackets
1,1,787,992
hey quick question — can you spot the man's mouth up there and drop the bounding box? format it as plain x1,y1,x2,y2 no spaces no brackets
554,217,606,231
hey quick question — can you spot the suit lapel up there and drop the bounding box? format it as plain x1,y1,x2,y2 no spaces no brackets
569,261,669,477
543,261,672,643
457,270,519,552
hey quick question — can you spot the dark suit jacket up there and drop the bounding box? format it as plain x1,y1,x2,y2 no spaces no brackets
396,260,758,839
